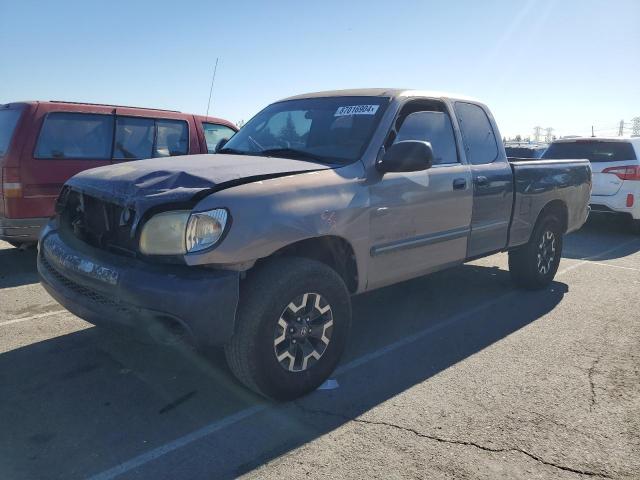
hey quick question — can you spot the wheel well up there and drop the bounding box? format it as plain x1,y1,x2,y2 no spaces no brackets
267,236,359,293
538,200,568,233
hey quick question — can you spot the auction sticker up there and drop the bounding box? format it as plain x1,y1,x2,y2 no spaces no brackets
334,105,379,116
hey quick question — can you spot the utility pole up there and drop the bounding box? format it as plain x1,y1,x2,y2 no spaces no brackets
618,119,625,136
533,126,543,143
544,127,554,143
632,117,640,137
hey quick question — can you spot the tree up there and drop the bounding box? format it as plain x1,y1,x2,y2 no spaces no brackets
279,113,300,144
515,135,522,142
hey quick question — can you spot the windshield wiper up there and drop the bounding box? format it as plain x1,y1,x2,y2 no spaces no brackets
260,148,325,162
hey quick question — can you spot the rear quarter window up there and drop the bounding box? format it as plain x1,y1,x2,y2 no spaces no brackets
454,102,499,165
0,108,23,157
542,142,637,162
35,112,113,160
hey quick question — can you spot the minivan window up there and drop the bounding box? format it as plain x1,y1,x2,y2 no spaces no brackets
154,119,188,157
203,123,236,153
454,102,499,165
35,112,113,160
0,108,22,157
394,111,458,165
113,116,154,159
542,141,637,162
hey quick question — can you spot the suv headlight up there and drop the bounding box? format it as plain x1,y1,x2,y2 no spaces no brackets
139,208,228,256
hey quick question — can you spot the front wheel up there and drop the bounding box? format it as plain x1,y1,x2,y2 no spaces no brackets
225,257,351,400
509,215,563,290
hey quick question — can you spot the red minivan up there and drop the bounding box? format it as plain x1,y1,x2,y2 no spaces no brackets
0,101,237,246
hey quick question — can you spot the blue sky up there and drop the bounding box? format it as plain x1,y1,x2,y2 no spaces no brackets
2,0,638,138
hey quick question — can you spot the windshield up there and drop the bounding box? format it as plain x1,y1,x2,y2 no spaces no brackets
542,141,637,162
222,96,389,163
0,108,22,157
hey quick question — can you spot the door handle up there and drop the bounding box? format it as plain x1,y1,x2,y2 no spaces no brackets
374,207,390,217
475,175,489,187
453,178,467,190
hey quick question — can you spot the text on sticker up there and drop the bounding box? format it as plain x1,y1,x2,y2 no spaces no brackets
334,105,380,116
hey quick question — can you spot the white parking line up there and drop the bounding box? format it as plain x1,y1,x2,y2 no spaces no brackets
79,237,640,480
0,309,67,327
589,262,640,273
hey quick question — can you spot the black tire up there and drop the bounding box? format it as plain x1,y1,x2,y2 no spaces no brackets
630,219,640,235
224,257,351,401
509,215,563,290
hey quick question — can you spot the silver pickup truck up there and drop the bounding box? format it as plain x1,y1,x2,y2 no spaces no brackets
38,89,591,400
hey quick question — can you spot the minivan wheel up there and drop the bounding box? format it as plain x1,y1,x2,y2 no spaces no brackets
509,215,563,290
630,219,640,235
225,257,351,400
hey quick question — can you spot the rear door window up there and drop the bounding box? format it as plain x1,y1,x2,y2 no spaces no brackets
154,119,188,157
203,123,236,153
0,108,22,157
454,102,498,165
113,117,154,159
35,112,113,159
542,141,637,162
394,111,458,165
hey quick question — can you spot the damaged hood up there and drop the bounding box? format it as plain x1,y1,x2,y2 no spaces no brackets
66,153,331,213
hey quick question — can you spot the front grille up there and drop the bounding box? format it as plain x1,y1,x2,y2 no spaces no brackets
57,187,137,256
41,254,132,314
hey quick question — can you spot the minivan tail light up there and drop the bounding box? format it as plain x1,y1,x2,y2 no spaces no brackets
1,167,22,198
601,165,640,181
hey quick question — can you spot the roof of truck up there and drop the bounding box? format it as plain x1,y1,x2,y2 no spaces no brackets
280,88,481,103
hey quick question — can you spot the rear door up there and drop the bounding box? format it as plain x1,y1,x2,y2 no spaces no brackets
543,140,637,196
454,102,513,257
20,104,115,218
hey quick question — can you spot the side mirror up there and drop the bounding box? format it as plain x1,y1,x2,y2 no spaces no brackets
376,140,434,173
215,138,229,153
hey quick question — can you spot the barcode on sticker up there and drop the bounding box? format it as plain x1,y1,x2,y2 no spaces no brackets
334,105,379,116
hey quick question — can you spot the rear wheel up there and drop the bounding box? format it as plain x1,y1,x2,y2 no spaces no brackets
630,219,640,235
225,257,351,400
509,215,563,290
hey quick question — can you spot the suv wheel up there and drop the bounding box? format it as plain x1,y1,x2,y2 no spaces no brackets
509,215,563,290
225,257,351,400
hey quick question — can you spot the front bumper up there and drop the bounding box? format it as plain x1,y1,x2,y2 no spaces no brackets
0,216,48,242
38,225,240,346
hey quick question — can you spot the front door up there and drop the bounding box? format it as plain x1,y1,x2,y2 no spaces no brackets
368,107,473,290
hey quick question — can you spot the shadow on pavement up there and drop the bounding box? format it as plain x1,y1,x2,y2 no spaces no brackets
563,215,640,260
0,246,39,289
0,263,568,480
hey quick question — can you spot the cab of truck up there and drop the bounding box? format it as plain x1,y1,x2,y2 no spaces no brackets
0,101,237,246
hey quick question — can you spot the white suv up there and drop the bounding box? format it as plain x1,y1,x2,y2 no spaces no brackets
542,137,640,233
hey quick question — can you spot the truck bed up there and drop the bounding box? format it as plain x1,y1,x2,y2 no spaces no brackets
507,158,591,248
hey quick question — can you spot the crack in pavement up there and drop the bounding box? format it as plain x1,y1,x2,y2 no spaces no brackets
587,355,602,413
295,405,613,479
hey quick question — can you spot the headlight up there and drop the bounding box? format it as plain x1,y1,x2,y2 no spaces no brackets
139,210,190,255
186,209,228,252
138,208,228,256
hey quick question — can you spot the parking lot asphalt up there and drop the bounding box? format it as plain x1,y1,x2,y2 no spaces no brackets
1,216,639,480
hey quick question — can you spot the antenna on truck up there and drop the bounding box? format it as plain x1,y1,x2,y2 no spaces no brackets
206,57,219,117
